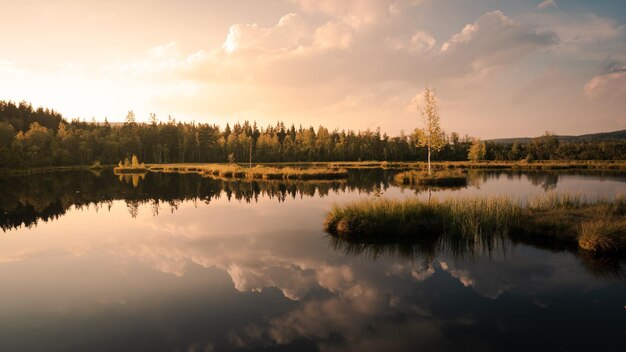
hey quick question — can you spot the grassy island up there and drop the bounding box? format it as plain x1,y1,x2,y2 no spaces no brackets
113,155,148,174
324,194,626,255
148,163,349,181
394,170,467,187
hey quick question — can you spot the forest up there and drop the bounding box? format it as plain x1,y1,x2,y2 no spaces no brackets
1,100,624,168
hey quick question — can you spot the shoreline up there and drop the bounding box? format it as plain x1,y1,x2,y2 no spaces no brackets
1,160,625,176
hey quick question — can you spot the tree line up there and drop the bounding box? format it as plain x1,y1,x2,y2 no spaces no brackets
0,100,624,168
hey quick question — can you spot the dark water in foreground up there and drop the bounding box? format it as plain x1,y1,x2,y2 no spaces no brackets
0,169,625,351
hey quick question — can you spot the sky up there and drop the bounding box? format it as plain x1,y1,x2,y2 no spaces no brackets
0,0,625,138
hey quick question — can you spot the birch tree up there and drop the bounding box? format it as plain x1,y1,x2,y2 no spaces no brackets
415,88,446,174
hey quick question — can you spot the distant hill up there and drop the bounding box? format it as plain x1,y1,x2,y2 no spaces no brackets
487,130,626,144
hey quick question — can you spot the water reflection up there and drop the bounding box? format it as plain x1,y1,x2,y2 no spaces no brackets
0,170,624,351
1,169,624,232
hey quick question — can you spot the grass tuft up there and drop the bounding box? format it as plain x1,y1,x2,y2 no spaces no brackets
578,218,624,253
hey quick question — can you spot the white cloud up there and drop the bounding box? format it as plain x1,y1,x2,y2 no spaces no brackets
135,10,557,88
222,13,312,54
584,66,626,102
537,0,557,10
410,31,437,51
287,0,421,27
314,20,354,49
440,11,557,71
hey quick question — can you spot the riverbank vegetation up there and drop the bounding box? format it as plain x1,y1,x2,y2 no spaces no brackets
324,194,626,255
1,101,625,170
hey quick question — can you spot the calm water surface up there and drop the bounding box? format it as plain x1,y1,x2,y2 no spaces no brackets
0,169,624,351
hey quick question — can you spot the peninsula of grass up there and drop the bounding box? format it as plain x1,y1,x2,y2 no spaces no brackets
323,193,626,255
327,160,626,170
394,170,467,187
147,163,349,181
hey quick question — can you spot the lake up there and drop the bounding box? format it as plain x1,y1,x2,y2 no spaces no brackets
0,169,624,351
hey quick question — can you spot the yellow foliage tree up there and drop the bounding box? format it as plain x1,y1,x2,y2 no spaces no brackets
468,138,486,161
415,88,447,174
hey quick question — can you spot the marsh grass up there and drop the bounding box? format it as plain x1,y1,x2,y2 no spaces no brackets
394,170,467,187
324,193,626,255
148,163,348,181
324,197,520,238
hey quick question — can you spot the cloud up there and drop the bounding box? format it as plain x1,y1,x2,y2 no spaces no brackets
537,0,557,10
0,251,39,263
131,9,558,94
437,252,589,300
222,13,312,54
441,10,557,71
287,0,422,27
584,64,626,102
520,12,624,59
96,8,567,136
